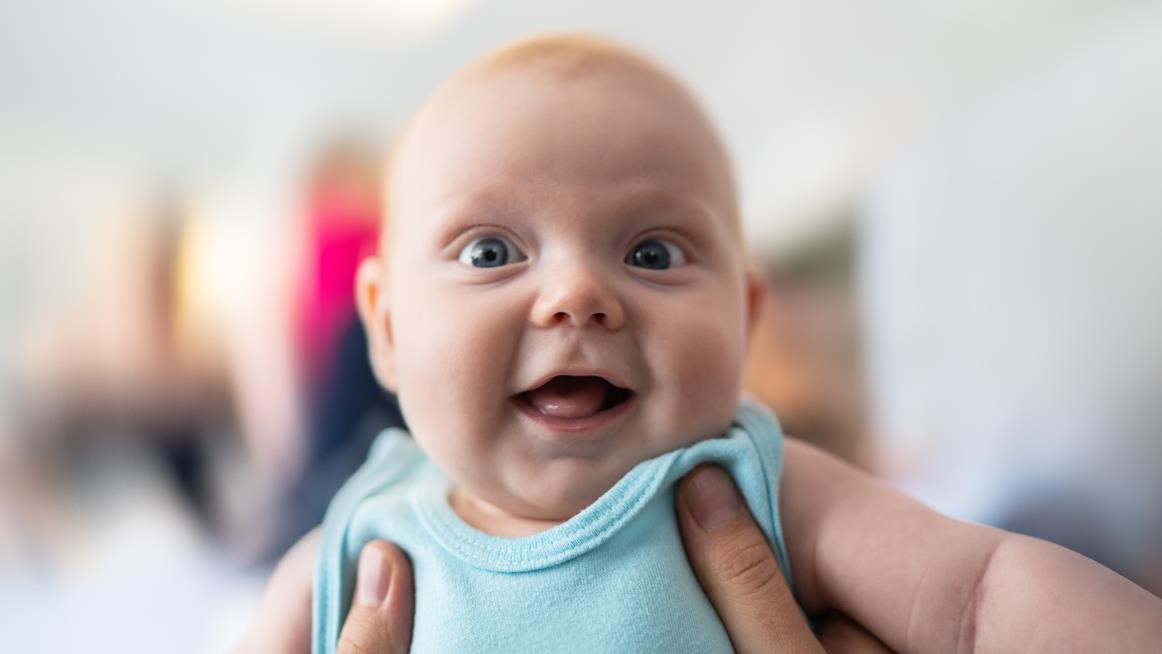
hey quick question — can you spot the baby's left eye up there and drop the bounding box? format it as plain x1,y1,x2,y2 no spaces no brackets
626,238,687,270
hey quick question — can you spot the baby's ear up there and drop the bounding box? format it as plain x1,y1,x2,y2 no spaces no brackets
743,259,766,348
356,256,398,392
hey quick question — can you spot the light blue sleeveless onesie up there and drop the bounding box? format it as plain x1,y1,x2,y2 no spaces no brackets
312,399,792,653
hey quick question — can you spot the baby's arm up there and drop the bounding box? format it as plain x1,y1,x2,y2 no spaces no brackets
780,438,1162,653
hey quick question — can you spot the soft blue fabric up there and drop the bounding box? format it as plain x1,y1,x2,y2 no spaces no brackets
313,399,791,653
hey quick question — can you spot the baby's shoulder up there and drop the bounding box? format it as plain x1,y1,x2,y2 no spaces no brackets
327,429,432,525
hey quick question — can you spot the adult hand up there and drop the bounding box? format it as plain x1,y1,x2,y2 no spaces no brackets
676,464,890,653
235,529,414,654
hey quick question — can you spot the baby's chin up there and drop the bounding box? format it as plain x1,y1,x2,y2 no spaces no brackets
510,473,618,523
454,465,630,535
453,419,737,533
449,487,597,537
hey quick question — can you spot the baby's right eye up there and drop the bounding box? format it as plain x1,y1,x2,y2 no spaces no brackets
457,235,527,268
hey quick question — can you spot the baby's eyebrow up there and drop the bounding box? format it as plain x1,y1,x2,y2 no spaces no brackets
608,185,723,233
424,179,726,251
616,190,714,219
425,186,527,246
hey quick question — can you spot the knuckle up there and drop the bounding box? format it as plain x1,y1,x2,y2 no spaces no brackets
716,537,783,600
337,616,381,654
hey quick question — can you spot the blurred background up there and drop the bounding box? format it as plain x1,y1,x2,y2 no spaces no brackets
2,0,1160,650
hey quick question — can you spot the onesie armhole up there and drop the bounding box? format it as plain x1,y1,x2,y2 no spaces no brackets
313,429,421,654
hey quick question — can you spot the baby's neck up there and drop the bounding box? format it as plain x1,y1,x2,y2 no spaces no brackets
449,487,565,537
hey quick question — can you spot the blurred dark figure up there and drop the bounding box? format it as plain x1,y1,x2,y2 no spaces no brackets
266,141,406,559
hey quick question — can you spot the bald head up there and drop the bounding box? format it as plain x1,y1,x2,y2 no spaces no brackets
382,34,739,254
473,33,679,83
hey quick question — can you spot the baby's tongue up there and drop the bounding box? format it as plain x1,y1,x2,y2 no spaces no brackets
523,376,608,419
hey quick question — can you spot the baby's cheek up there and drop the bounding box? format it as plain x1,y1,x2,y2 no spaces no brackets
659,309,746,438
394,292,521,456
393,311,466,419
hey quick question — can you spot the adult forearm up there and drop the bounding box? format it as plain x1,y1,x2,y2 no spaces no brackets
780,440,1162,653
972,534,1162,653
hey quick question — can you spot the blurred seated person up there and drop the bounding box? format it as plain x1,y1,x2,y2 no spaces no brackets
16,195,232,532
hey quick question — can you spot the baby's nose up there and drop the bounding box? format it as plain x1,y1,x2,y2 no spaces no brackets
530,265,625,330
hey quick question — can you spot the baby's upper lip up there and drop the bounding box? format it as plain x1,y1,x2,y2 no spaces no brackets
518,369,634,395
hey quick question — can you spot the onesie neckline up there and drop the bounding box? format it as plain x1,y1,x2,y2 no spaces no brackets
410,443,687,573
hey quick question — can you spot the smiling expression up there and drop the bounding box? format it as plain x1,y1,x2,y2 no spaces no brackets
357,38,762,525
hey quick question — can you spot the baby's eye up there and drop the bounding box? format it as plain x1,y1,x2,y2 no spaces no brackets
458,235,526,268
626,238,687,270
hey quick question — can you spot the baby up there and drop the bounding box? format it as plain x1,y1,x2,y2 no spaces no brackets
310,34,1162,653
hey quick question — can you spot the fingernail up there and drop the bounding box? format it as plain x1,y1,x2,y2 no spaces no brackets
355,546,391,607
686,466,741,533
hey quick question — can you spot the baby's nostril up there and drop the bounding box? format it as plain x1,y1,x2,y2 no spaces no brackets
550,311,606,325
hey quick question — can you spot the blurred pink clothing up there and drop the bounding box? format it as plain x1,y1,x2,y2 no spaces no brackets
293,193,379,388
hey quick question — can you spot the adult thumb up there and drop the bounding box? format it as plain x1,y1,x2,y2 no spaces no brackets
677,464,823,654
337,541,414,654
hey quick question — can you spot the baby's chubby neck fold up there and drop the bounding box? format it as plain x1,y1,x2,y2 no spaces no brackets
449,487,568,537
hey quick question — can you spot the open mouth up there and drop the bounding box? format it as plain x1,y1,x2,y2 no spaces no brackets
515,375,635,421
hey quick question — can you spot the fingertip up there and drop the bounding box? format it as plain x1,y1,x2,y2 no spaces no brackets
373,541,410,576
679,464,742,533
338,541,416,654
377,542,415,651
356,542,413,620
355,542,393,607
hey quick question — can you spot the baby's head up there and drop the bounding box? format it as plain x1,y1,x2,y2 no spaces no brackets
357,35,762,526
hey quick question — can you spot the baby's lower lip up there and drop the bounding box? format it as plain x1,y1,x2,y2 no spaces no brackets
512,391,637,436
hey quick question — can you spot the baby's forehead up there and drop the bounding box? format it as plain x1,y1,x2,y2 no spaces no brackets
383,35,740,246
408,36,699,143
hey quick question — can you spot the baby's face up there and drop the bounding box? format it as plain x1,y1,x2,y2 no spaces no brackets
360,59,760,521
